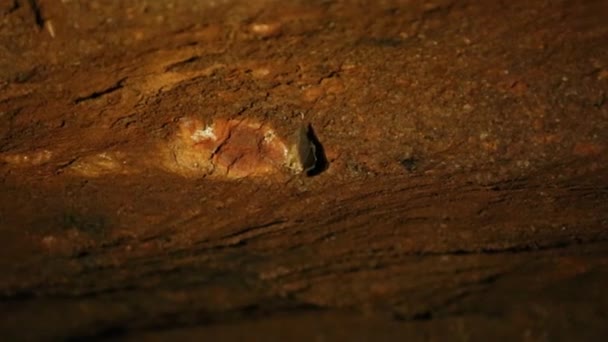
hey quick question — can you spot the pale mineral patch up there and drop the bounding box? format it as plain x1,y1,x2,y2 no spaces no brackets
252,68,271,78
190,124,217,142
250,22,282,38
1,149,53,167
67,152,130,177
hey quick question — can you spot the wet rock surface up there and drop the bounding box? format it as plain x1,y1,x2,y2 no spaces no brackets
1,0,607,340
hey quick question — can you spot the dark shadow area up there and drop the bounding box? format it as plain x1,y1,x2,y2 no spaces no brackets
306,124,328,177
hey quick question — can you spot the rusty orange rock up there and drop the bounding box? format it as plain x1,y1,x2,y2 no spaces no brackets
167,117,294,178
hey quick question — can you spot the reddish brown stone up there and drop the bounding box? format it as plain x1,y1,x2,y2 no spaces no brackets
170,117,290,178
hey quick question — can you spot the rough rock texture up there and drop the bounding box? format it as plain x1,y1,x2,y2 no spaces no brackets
1,0,607,340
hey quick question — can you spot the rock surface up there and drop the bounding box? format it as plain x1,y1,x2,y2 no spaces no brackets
1,0,607,340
